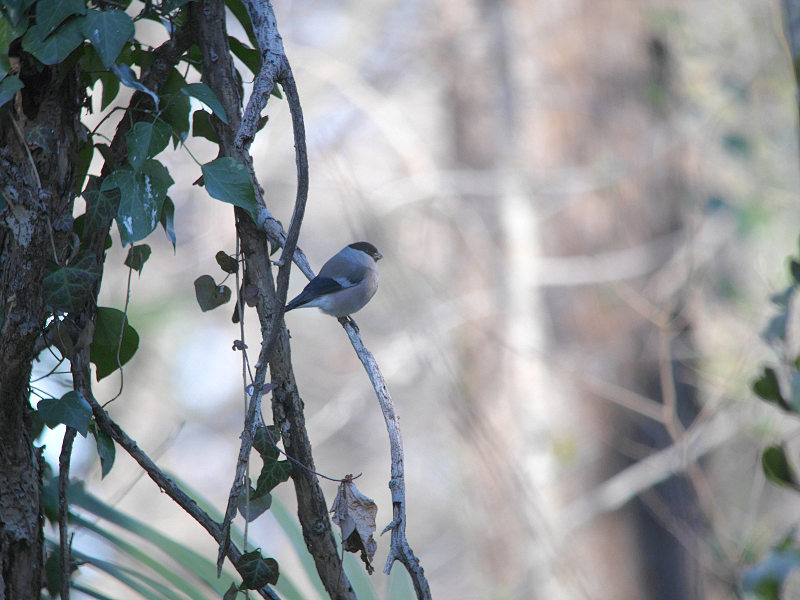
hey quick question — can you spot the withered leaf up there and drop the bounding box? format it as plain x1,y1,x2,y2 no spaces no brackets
330,477,378,574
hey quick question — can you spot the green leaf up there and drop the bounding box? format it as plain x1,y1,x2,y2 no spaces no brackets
111,63,159,108
83,176,120,238
103,161,173,246
215,251,238,274
223,582,239,600
0,53,10,80
22,0,85,46
228,36,260,76
191,109,218,143
124,244,152,274
44,549,62,597
762,445,800,490
193,275,231,312
37,391,92,436
201,157,258,218
80,9,133,68
0,75,23,108
753,367,787,409
100,70,120,110
256,459,291,494
90,422,116,478
126,121,171,171
23,16,85,66
73,136,94,194
225,0,257,49
160,196,177,250
0,0,36,28
42,255,100,312
90,307,139,380
236,549,279,589
161,0,197,12
237,487,272,522
181,82,228,124
253,425,280,460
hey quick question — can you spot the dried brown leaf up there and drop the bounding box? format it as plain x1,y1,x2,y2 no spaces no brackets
330,477,378,574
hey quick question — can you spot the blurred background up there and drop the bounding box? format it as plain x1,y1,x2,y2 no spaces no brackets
37,0,800,598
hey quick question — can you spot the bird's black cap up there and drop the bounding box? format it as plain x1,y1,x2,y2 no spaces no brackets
348,241,382,260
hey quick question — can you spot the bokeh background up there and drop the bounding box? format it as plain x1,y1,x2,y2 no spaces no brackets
36,1,800,598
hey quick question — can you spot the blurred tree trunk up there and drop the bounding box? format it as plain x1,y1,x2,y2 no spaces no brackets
437,0,703,597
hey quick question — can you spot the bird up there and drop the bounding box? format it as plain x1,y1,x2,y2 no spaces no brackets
284,241,382,318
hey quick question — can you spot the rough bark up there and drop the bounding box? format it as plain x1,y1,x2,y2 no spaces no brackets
0,50,85,599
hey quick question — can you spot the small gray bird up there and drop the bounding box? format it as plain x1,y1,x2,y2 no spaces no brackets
285,242,382,318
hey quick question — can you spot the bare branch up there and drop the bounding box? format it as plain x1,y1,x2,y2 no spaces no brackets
339,320,432,599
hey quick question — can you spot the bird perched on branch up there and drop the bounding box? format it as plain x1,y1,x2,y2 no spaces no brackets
284,241,382,318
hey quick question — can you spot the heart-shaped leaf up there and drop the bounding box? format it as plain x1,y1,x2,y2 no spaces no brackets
124,244,151,274
194,275,231,311
37,391,92,436
89,307,139,380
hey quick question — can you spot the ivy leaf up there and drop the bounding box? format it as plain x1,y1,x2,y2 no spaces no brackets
222,583,239,600
753,367,789,411
89,422,115,478
0,75,23,109
224,0,257,49
160,196,177,250
237,486,272,522
111,63,159,109
42,255,100,313
73,136,94,194
194,275,231,311
235,549,279,589
201,157,258,218
103,161,173,246
1,0,36,28
83,176,120,237
191,109,218,143
124,244,151,274
89,307,139,381
23,16,85,65
25,0,84,41
255,459,291,494
253,425,280,459
182,82,228,124
37,391,92,437
762,445,800,491
126,121,172,172
215,251,238,274
228,35,260,76
80,9,133,68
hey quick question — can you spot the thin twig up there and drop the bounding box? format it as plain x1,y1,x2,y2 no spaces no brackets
71,351,279,600
58,426,77,600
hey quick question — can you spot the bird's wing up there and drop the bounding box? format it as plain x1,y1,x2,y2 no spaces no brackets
317,252,367,286
285,277,351,311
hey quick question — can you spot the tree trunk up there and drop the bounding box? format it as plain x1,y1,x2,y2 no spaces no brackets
0,50,85,598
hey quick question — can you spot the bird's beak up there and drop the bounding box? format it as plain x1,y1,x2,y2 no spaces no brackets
374,251,383,261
